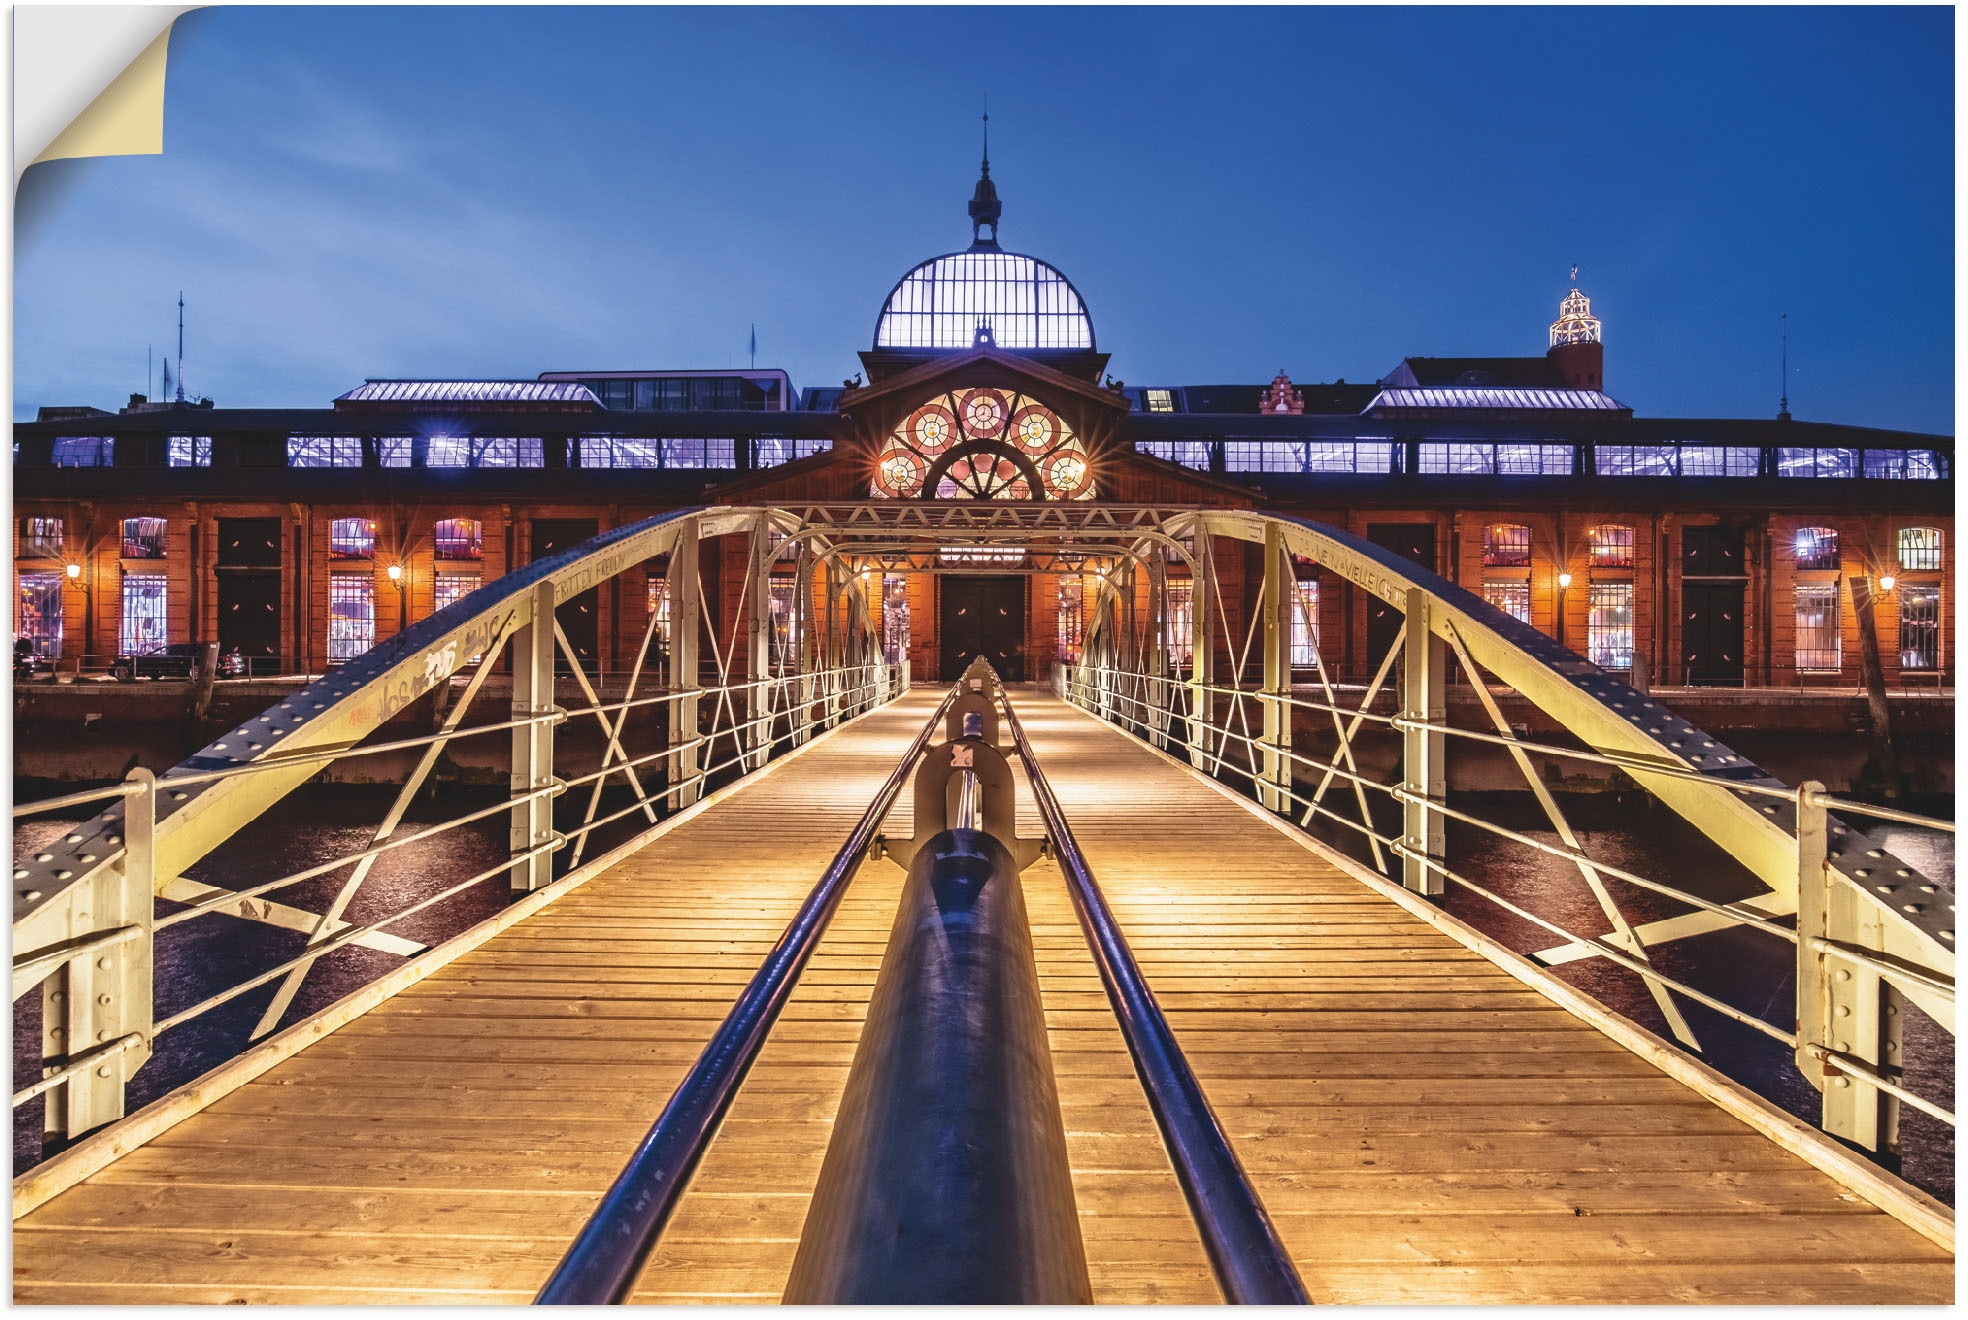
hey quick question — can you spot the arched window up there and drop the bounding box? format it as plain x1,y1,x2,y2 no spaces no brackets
120,517,166,559
871,389,1092,501
1587,524,1635,569
434,519,483,561
1482,523,1532,568
1794,526,1839,571
329,518,376,559
1897,527,1943,572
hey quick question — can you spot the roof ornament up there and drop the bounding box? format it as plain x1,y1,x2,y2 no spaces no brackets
973,320,996,348
1260,371,1305,415
1549,266,1602,348
968,108,1002,249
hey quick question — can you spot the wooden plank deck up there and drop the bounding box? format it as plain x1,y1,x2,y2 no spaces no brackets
11,686,1954,1305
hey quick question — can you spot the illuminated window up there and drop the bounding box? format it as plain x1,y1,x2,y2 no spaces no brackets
662,438,737,468
1588,582,1634,670
1145,389,1176,413
1483,580,1531,624
52,437,112,467
1587,524,1635,569
1290,578,1319,666
427,436,544,468
433,519,483,561
1679,446,1761,477
17,572,63,660
875,251,1094,350
753,437,833,467
377,437,413,468
1138,440,1211,469
167,435,212,467
1165,583,1195,669
1793,527,1839,571
1778,448,1858,478
873,389,1091,501
1419,443,1571,475
1597,445,1759,477
1897,527,1943,572
1483,524,1532,568
882,575,910,665
288,436,363,468
329,518,376,559
1864,449,1945,480
1794,583,1842,673
120,574,167,655
121,517,167,559
434,570,479,614
646,576,672,655
328,573,375,663
1899,585,1940,671
1057,575,1086,663
769,579,800,674
20,516,63,559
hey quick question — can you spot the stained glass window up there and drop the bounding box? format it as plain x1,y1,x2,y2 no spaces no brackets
872,388,1093,501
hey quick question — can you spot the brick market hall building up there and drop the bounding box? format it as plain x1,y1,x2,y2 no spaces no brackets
12,165,1954,696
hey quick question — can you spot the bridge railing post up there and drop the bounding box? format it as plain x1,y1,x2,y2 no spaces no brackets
745,517,774,773
1794,782,1902,1155
1257,524,1292,814
37,769,155,1148
1399,588,1446,896
1146,552,1171,752
510,578,561,891
1186,535,1213,772
667,524,702,810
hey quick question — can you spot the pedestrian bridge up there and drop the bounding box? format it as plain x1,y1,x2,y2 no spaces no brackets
12,507,1954,1304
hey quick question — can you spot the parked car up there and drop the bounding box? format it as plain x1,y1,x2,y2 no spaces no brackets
110,643,209,683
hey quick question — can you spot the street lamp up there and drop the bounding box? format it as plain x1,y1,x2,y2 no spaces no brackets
64,561,81,581
1878,573,1897,593
387,562,407,633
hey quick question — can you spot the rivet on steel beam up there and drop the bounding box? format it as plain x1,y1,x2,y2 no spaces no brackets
97,994,112,1006
96,957,113,971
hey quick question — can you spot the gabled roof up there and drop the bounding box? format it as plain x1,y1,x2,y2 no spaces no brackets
1368,386,1628,414
1381,357,1569,389
334,380,601,410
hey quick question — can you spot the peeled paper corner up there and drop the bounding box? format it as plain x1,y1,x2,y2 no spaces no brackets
18,6,198,182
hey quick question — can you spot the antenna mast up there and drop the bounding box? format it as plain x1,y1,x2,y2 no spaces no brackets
1778,312,1790,421
175,292,186,403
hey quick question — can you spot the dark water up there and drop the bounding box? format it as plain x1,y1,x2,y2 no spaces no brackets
12,771,1956,1206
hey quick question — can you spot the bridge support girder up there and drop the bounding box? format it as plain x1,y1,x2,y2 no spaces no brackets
667,522,702,810
1257,523,1293,814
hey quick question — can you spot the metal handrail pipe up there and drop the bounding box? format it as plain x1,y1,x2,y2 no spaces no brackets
535,687,959,1305
1801,791,1957,834
12,924,146,999
999,690,1310,1305
152,831,569,1036
781,826,1092,1304
12,1033,146,1108
11,781,145,818
1804,1045,1957,1126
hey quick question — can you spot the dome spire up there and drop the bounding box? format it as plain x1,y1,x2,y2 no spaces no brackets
968,108,1001,249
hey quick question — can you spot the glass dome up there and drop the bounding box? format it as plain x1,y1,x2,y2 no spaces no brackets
874,251,1095,352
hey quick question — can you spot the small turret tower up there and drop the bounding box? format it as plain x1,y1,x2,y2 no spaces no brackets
1547,267,1604,391
968,113,1001,249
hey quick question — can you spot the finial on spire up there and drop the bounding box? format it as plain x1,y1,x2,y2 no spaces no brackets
1570,263,1579,285
1778,312,1791,421
967,107,1002,249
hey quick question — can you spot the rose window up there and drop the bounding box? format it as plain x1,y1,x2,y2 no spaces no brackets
871,387,1094,501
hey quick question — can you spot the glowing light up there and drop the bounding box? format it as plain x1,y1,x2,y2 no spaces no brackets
1557,571,1573,589
937,546,1026,567
65,562,81,581
1879,574,1897,592
387,563,404,583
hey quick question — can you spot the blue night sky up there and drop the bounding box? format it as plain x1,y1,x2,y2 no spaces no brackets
13,6,1956,433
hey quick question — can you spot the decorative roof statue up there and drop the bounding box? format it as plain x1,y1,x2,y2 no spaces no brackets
1260,371,1305,415
1550,266,1603,347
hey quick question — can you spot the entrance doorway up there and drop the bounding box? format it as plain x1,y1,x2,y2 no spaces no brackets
217,572,282,674
1681,526,1746,686
940,576,1026,681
